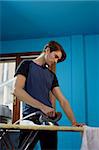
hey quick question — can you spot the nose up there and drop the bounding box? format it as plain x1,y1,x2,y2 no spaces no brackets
55,58,58,63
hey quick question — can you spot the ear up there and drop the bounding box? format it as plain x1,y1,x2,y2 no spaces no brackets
44,47,50,54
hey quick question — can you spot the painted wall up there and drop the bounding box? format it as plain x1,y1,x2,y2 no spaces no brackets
56,35,99,150
0,35,99,150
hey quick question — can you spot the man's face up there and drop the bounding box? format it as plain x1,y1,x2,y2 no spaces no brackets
45,49,62,66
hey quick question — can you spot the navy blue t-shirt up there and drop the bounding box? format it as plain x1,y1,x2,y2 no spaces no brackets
15,60,59,115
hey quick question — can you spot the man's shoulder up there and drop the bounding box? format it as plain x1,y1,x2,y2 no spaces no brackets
17,59,33,71
47,68,56,77
20,59,33,65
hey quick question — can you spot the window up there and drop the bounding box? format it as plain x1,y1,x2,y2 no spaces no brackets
0,62,15,111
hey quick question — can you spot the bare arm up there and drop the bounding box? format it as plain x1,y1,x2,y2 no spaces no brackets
14,75,55,116
52,87,84,126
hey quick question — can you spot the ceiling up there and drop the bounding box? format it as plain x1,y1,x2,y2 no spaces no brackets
0,1,99,41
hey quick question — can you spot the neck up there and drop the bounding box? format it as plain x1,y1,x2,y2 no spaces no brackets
33,53,46,66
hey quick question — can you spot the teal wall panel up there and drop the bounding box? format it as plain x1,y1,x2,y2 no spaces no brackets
71,35,86,122
84,35,99,126
56,35,99,149
57,35,86,150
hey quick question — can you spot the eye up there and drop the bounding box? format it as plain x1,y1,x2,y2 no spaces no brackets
55,54,59,59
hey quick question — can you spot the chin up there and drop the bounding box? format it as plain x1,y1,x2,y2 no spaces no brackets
49,62,54,66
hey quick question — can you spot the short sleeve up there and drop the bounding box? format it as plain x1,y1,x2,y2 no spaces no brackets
51,74,59,91
14,60,31,78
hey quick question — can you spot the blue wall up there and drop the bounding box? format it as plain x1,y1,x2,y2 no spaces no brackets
56,35,99,150
0,35,99,150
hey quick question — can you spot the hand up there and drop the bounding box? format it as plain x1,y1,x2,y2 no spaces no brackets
72,121,85,127
41,105,55,117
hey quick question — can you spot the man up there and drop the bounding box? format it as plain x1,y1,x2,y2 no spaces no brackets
14,41,84,150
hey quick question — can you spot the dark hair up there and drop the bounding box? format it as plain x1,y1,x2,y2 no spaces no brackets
44,41,66,62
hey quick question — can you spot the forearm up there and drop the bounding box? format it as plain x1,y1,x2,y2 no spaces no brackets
14,87,46,111
52,87,84,126
60,99,76,124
